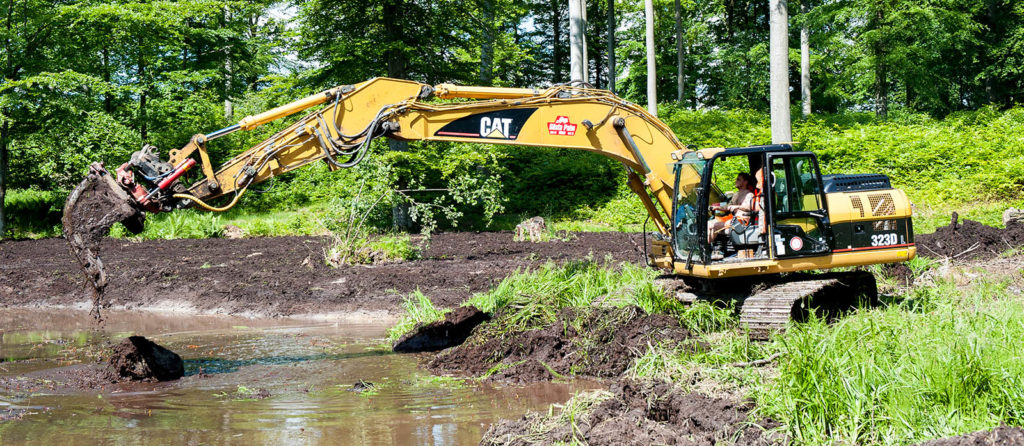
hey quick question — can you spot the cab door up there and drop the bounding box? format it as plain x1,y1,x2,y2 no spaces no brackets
766,153,832,258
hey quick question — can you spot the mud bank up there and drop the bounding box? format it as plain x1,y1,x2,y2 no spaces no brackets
0,232,643,317
482,379,782,446
428,306,700,383
917,217,1024,260
918,426,1024,445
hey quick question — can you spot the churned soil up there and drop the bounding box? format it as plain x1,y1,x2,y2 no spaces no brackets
62,169,141,321
481,379,783,446
107,336,184,382
392,305,490,352
428,306,702,383
0,232,644,318
0,336,185,394
917,426,1024,446
916,218,1024,260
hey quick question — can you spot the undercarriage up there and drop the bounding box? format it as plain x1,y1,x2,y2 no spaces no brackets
656,270,878,339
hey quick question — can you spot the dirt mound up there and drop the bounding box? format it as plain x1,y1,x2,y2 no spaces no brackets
62,163,140,321
393,305,490,352
917,215,1024,260
428,306,701,383
1,232,643,318
107,336,184,382
481,379,783,446
917,426,1024,445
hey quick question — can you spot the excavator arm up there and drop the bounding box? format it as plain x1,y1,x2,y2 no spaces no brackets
65,77,917,338
107,77,697,236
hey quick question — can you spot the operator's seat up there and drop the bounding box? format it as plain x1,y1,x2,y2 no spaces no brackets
729,169,764,253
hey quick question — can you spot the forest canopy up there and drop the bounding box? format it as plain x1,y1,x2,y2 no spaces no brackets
2,0,1023,235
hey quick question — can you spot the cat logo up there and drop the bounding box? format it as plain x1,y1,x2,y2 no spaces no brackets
434,108,537,141
480,117,513,139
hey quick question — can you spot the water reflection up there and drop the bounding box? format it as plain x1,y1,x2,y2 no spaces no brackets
0,308,594,445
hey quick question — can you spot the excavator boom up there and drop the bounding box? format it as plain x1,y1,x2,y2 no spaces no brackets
78,78,696,237
63,76,917,337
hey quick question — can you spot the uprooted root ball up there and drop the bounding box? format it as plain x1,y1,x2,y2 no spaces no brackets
428,306,704,383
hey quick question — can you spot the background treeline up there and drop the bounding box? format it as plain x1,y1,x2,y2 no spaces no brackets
2,0,1023,238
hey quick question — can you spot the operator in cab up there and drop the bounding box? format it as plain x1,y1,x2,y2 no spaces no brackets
707,173,756,258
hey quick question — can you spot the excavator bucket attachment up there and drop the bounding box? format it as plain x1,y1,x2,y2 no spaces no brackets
63,162,145,318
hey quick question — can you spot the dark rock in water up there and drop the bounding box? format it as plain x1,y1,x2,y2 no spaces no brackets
347,380,375,393
392,305,489,353
252,388,271,399
107,336,184,382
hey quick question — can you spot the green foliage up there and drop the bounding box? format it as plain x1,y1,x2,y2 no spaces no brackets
659,107,1024,232
757,278,1024,445
386,290,447,342
324,232,421,266
2,189,64,238
111,209,224,239
463,260,673,331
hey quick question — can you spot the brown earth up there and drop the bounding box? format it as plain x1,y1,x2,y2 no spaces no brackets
107,336,185,382
916,217,1024,260
0,363,122,395
392,305,490,352
917,426,1024,445
0,232,644,317
481,379,783,446
61,166,142,321
428,306,702,384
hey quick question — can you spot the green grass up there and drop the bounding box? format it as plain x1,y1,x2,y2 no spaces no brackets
755,277,1024,445
385,249,1024,445
324,232,422,266
2,188,65,238
463,259,679,331
386,290,447,342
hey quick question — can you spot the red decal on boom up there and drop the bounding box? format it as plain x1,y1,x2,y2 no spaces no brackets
547,116,577,136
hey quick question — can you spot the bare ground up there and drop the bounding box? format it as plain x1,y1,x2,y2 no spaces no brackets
0,232,644,318
481,379,784,446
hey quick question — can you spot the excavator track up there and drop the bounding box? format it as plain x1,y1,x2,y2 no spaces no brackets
656,271,877,340
740,271,877,339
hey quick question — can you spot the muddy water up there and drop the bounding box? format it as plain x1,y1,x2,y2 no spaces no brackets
0,309,595,445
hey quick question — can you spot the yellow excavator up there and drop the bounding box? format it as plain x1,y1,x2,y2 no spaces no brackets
65,78,915,338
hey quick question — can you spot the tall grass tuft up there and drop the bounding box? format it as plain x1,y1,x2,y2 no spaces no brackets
464,259,681,332
756,277,1024,445
386,290,447,341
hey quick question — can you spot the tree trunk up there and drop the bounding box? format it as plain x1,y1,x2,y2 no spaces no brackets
223,6,234,121
224,54,234,121
769,0,792,143
0,118,7,239
800,0,810,117
873,7,887,119
645,0,657,116
383,0,407,79
383,0,411,230
103,46,112,114
551,0,564,82
675,0,685,103
606,0,615,92
479,0,494,85
569,0,586,82
689,44,697,108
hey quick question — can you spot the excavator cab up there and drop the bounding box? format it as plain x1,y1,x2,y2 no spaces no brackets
669,145,833,270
